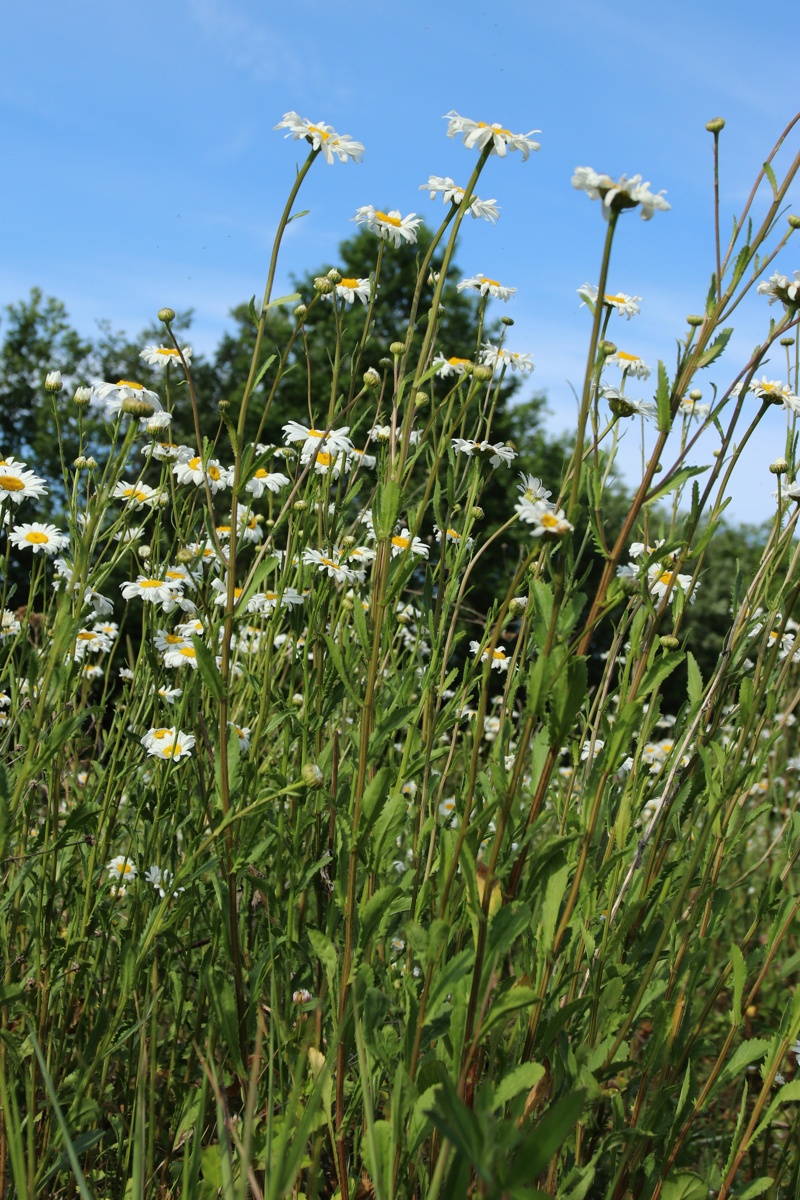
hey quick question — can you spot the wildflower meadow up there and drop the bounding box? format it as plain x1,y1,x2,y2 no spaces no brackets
4,108,800,1199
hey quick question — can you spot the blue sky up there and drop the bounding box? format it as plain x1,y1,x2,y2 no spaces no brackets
2,0,799,522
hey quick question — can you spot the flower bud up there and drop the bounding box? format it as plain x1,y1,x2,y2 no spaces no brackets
138,545,152,560
472,365,493,382
469,506,484,519
598,340,617,357
73,386,93,406
501,316,515,327
363,367,381,389
788,215,800,230
301,762,324,789
293,989,313,1004
341,535,356,548
780,337,795,347
770,457,789,475
413,391,430,408
659,635,679,649
293,500,308,512
120,397,155,418
176,547,196,564
158,307,176,323
509,596,529,617
313,276,334,295
686,314,705,327
294,304,308,320
327,268,342,284
608,395,636,418
45,370,63,392
689,388,702,401
85,456,98,470
218,399,229,410
705,117,726,133
379,357,393,370
73,455,87,469
389,341,406,356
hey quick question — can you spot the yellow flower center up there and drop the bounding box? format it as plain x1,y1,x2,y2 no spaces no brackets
254,468,269,478
152,728,171,740
264,591,278,601
616,352,640,363
308,428,326,438
125,488,148,502
448,357,470,367
140,580,163,589
179,647,197,659
320,557,338,569
165,570,184,581
0,475,24,491
340,278,359,288
208,465,221,481
25,531,49,544
446,528,461,539
391,536,410,549
483,278,501,287
605,293,626,304
375,210,402,227
117,380,143,389
541,513,560,530
658,571,675,586
316,451,334,467
477,122,512,136
117,862,134,875
492,648,507,660
77,632,95,642
307,124,331,141
156,348,180,358
164,633,185,644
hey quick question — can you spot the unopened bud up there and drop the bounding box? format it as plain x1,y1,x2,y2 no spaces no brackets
73,386,93,406
659,635,679,650
598,340,617,357
686,314,705,327
176,547,195,564
706,117,726,134
689,388,702,400
294,304,308,320
293,500,308,512
158,307,176,323
293,989,313,1004
327,268,342,284
608,396,636,418
363,367,381,389
73,455,87,469
341,535,356,548
788,215,800,230
389,341,406,356
138,545,152,560
509,596,529,617
218,399,229,411
85,457,98,470
472,365,493,382
780,337,795,347
413,391,430,408
120,398,155,418
45,371,63,392
501,315,515,326
770,457,789,475
469,506,484,519
301,762,324,788
313,276,334,295
379,357,393,369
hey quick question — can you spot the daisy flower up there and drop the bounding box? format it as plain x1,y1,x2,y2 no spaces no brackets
282,421,352,462
516,500,574,537
757,271,800,306
120,576,184,605
320,276,371,305
140,345,192,369
469,641,511,672
0,465,48,504
751,377,800,412
457,274,517,301
434,525,474,549
0,610,21,639
9,522,69,555
444,112,541,160
302,548,363,584
112,480,160,509
274,111,364,164
156,685,183,705
516,474,552,503
163,645,199,670
433,355,472,378
231,724,251,753
172,454,232,493
648,564,696,604
451,438,517,467
479,343,535,373
420,176,500,223
679,396,711,419
144,864,185,898
390,529,429,559
572,168,671,220
140,411,173,434
107,855,137,881
142,726,195,762
578,283,641,319
92,379,162,418
143,441,182,462
606,350,651,379
72,628,113,659
603,388,657,420
352,206,422,248
246,587,305,615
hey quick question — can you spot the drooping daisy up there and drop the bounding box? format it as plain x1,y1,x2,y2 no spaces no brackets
457,274,517,302
451,438,517,467
172,454,233,493
516,500,574,538
757,271,800,306
479,343,535,373
606,351,651,379
578,283,641,319
274,112,364,164
140,411,173,434
469,641,511,672
9,522,69,555
143,440,181,462
140,345,192,369
751,377,800,412
433,355,472,378
419,177,500,223
603,388,657,420
0,465,48,504
352,206,422,248
156,685,183,705
390,529,429,559
144,864,185,898
320,276,371,305
444,112,541,160
516,474,552,503
572,168,671,220
231,724,251,753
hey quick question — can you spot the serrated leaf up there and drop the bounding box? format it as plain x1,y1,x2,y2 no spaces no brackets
247,294,258,327
646,465,709,506
696,327,733,369
638,651,683,698
656,360,671,432
492,1063,546,1110
763,161,778,200
686,651,703,706
739,1178,775,1200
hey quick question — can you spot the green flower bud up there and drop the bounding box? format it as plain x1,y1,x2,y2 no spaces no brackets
327,268,342,283
294,304,308,320
501,316,515,327
686,314,705,327
313,276,334,295
472,365,493,382
770,457,789,475
705,117,726,133
119,397,155,418
789,215,800,230
73,386,92,406
158,307,176,323
389,341,406,356
45,371,63,392
363,367,381,389
301,762,324,789
659,635,679,649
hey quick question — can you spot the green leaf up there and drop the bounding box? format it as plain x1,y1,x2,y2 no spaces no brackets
235,555,277,614
638,651,683,698
492,1062,546,1110
696,326,733,369
286,208,310,224
739,1178,775,1200
731,244,751,289
247,294,258,327
192,636,225,702
265,292,301,311
307,928,338,995
425,1075,487,1182
656,360,671,432
323,634,362,708
506,1091,585,1184
731,943,745,1026
686,651,703,706
646,465,709,506
547,655,587,745
251,352,277,392
373,480,401,539
661,1173,708,1200
763,161,778,199
718,1037,771,1086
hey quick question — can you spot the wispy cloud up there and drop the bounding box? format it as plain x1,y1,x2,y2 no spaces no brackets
183,0,308,86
